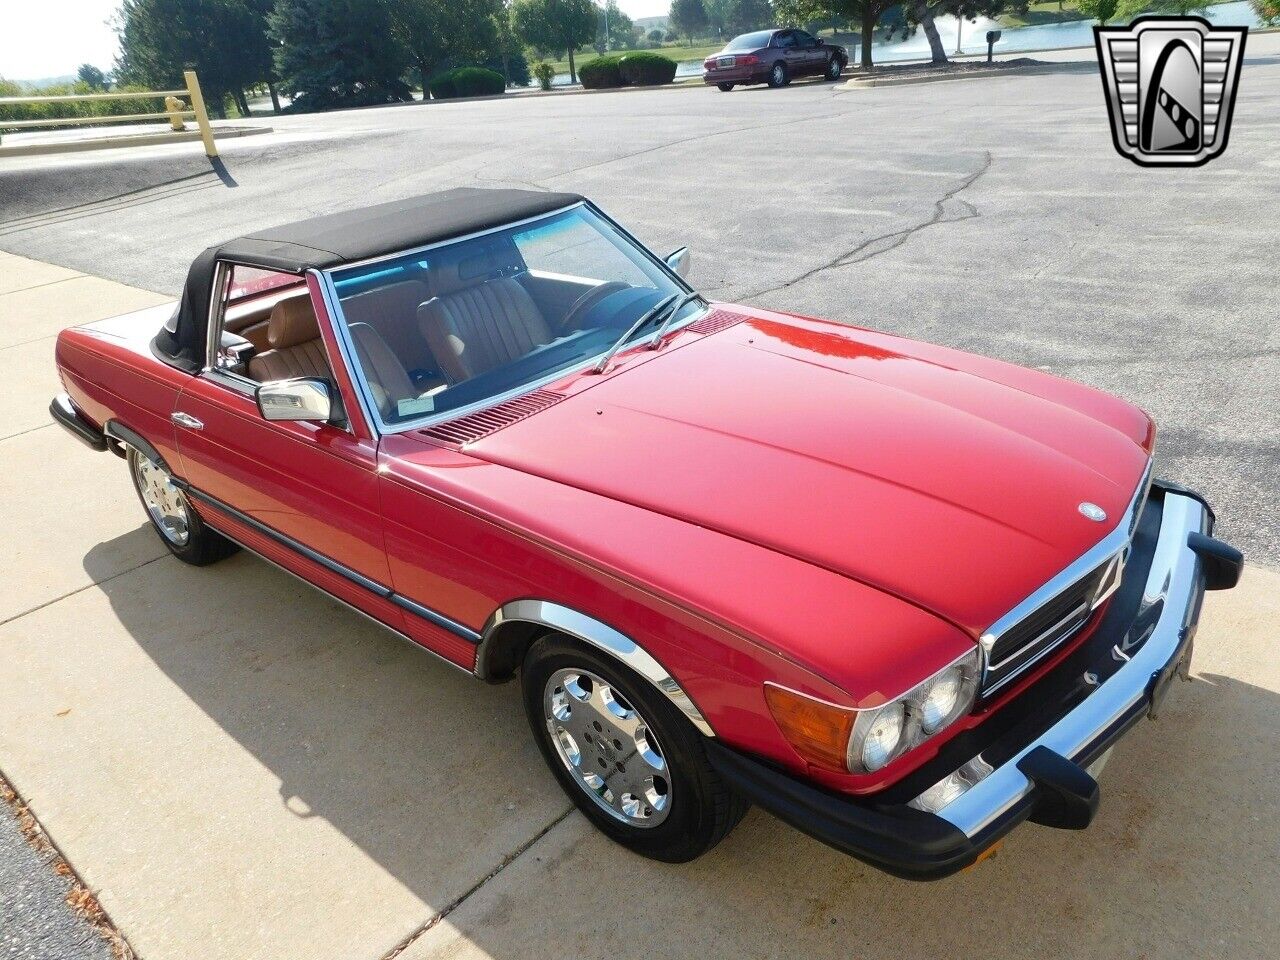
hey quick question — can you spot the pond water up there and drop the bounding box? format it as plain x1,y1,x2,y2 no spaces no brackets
552,2,1263,86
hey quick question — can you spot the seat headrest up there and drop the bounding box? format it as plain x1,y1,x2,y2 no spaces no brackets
267,294,321,349
428,244,515,298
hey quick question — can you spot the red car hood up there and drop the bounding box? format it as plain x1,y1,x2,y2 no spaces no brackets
457,309,1153,637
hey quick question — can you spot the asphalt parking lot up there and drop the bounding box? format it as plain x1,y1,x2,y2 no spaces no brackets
1,48,1278,960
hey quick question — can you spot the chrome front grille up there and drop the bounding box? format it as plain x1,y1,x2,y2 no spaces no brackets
980,557,1120,696
978,462,1153,698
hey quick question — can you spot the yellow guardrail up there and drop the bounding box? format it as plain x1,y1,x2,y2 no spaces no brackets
0,70,218,158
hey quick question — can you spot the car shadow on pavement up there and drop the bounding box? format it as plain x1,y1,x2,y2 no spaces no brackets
82,536,1279,958
81,539,571,927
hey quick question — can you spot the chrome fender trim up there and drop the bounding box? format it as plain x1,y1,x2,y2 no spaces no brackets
478,599,716,737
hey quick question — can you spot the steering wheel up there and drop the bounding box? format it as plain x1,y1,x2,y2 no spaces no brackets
558,281,631,334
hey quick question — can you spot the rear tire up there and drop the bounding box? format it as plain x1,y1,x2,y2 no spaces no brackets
768,63,788,88
522,633,748,862
717,82,735,92
127,447,237,566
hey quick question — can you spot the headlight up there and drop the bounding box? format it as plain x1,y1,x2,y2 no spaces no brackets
846,648,980,773
763,648,980,775
919,665,965,734
852,702,904,772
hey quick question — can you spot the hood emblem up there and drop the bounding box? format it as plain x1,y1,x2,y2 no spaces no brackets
1079,502,1108,522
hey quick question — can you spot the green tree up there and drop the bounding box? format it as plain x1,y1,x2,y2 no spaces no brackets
903,1,1028,65
116,0,271,117
596,1,636,51
1116,0,1207,15
1252,0,1280,25
774,0,893,70
491,1,521,84
269,0,412,109
391,0,500,95
668,0,708,42
77,64,109,90
1077,0,1118,21
511,0,596,84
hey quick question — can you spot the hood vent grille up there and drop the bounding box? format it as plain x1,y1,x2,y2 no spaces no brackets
688,309,745,337
419,389,563,446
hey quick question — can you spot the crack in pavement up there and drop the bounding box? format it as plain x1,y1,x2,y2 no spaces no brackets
747,150,994,299
0,554,167,630
379,805,576,960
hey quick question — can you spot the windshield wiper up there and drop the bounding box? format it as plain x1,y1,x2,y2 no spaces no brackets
646,291,704,349
591,293,678,374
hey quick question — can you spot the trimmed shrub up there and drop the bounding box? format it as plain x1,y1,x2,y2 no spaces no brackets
429,67,504,100
578,55,625,89
619,52,677,86
532,61,556,91
427,71,458,99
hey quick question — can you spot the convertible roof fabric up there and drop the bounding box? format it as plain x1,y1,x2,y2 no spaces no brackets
153,188,585,372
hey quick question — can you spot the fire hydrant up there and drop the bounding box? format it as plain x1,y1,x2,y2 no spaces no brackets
164,96,187,132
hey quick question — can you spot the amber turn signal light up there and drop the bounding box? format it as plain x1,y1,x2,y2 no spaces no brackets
764,684,856,772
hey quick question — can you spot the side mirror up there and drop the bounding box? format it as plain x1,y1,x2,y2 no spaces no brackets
665,246,691,279
256,377,333,423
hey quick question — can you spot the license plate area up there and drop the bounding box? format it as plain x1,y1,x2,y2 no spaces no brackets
717,56,736,68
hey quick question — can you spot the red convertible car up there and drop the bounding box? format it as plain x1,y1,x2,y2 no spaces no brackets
50,189,1241,878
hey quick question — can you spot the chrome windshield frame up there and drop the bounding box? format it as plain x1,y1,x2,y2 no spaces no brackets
318,200,704,438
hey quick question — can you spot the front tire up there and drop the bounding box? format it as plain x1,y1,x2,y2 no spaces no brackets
522,633,747,862
825,55,843,81
127,447,237,565
767,62,788,88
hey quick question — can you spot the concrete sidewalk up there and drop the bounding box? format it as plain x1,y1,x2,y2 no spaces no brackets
1,251,1278,960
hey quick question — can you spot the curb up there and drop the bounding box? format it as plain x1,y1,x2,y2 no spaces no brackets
0,124,272,158
840,60,1097,89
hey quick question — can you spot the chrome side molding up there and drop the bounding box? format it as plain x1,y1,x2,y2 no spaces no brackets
478,599,716,737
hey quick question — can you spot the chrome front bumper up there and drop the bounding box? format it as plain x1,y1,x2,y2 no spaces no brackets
932,490,1211,837
706,485,1241,879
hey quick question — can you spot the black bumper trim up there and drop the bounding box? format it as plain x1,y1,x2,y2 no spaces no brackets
705,739,982,880
49,394,107,451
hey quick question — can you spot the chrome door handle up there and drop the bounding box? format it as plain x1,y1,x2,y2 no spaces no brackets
171,412,204,430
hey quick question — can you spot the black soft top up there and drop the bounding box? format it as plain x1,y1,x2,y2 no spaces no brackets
154,187,584,372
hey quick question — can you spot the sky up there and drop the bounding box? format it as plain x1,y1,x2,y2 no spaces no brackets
1,1,673,82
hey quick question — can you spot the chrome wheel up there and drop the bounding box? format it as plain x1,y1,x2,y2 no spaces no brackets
826,57,842,80
770,64,786,87
544,667,672,828
131,451,191,546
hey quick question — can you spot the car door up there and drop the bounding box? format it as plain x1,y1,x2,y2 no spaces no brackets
171,264,402,628
793,31,824,74
775,30,803,77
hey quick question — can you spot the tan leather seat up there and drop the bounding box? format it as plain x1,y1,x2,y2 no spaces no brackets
417,252,550,383
247,294,333,383
340,280,433,374
349,322,416,418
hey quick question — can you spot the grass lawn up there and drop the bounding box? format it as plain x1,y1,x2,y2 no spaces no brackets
997,0,1085,29
998,0,1238,28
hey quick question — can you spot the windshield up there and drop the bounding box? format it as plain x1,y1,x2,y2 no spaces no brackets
327,204,700,429
725,31,773,51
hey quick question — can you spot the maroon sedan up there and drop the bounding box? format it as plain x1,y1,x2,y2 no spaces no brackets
704,28,848,91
